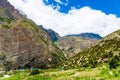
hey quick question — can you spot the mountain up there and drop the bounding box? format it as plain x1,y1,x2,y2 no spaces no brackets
56,36,96,58
38,27,100,59
39,25,60,42
0,0,66,71
66,33,102,40
62,29,120,68
0,0,23,24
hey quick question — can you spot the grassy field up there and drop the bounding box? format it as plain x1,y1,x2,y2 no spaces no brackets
0,66,120,80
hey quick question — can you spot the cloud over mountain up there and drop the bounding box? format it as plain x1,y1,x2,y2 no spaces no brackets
8,0,120,37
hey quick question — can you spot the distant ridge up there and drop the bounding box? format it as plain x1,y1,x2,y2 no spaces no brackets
66,33,102,40
39,25,60,42
56,36,97,58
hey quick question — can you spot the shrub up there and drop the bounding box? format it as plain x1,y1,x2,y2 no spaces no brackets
109,55,120,69
29,69,40,76
2,24,10,28
0,73,4,77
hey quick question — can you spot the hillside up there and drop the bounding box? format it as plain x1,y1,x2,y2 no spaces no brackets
62,29,120,68
56,36,96,58
0,0,66,71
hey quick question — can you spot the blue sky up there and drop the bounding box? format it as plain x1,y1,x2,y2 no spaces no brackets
43,0,120,17
8,0,120,36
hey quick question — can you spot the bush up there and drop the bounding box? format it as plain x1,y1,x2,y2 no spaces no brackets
29,69,40,76
0,73,4,77
109,55,120,69
2,24,10,28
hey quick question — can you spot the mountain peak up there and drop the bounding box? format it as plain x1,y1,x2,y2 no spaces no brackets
0,0,23,20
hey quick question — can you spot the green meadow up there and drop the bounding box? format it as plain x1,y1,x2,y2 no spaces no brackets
1,65,120,80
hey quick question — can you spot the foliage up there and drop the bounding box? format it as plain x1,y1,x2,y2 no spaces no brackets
20,19,39,30
0,16,14,23
109,55,120,69
1,67,120,80
29,69,40,76
1,25,10,28
0,73,4,77
61,30,120,69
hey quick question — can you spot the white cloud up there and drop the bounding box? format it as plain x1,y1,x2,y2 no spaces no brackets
55,0,68,6
55,4,61,10
55,0,63,4
8,0,120,37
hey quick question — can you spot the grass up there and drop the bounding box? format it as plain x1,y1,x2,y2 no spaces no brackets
0,16,14,23
1,66,120,80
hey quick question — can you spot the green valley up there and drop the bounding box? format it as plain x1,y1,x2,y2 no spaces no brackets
1,65,120,80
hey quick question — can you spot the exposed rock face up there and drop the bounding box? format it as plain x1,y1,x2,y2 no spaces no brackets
39,25,60,42
0,0,65,71
56,36,96,58
62,30,120,68
0,0,23,19
0,19,65,70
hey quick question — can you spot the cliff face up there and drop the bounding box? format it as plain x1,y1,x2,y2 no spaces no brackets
0,0,65,71
0,19,65,70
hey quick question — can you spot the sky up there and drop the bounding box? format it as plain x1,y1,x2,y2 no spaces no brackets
7,0,120,37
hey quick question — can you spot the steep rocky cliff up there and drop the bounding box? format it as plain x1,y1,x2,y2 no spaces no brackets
0,0,65,71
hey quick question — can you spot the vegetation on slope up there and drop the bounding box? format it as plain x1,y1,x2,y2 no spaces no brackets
0,16,14,23
61,29,120,69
